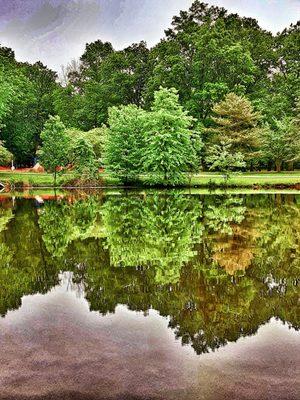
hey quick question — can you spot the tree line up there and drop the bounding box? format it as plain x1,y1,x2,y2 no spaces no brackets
0,1,299,183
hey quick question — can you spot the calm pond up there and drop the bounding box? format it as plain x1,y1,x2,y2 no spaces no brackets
0,191,299,400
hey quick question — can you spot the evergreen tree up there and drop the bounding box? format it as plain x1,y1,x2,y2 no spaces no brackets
210,93,261,161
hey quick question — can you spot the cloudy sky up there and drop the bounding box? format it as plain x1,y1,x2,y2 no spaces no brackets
0,0,299,72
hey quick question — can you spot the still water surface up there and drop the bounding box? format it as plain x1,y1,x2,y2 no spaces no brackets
0,191,299,399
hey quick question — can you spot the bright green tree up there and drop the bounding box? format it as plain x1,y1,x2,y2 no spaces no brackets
0,69,14,125
142,87,197,186
0,141,13,166
104,104,147,183
261,118,300,172
39,116,69,186
0,47,57,165
206,141,246,182
84,126,108,165
71,136,98,179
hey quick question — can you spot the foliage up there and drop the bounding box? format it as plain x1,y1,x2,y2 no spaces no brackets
102,193,203,284
84,126,108,164
0,140,13,166
261,117,300,172
209,93,262,162
0,51,57,165
142,87,197,186
0,193,299,352
71,136,98,179
0,68,15,125
38,116,69,185
0,1,299,175
104,104,147,183
206,141,246,182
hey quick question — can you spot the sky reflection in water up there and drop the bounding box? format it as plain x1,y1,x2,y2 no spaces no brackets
0,191,299,399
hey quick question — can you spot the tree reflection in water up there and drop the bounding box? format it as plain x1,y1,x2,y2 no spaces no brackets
0,192,298,355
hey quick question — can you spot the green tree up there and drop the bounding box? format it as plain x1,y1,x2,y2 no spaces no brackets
104,104,147,183
53,84,82,128
80,40,114,80
84,126,108,165
65,126,107,165
71,136,98,179
261,118,300,172
206,141,246,182
0,68,37,164
0,68,14,125
67,40,149,130
143,87,197,186
0,141,13,166
292,98,300,133
39,116,69,186
145,1,268,123
0,47,57,165
209,93,261,161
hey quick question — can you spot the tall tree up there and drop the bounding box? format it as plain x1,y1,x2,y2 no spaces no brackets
142,87,197,185
104,104,147,183
0,140,13,166
0,47,58,165
145,1,272,124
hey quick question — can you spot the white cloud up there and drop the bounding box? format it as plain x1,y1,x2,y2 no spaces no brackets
0,0,298,71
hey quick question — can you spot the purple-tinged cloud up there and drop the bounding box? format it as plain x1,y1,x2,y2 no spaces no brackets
0,0,298,72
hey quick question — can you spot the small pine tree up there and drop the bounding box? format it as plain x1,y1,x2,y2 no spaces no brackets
210,93,261,160
39,116,69,186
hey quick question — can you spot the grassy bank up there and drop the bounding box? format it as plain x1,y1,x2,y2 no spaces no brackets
1,171,300,189
189,172,300,188
0,171,119,188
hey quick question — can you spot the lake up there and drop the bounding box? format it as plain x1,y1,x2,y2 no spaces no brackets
0,191,299,400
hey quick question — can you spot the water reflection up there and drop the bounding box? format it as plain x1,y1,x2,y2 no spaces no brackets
0,192,299,356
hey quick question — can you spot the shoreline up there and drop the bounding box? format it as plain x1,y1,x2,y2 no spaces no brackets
2,171,300,191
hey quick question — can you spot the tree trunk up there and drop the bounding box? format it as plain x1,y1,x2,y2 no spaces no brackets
287,161,294,171
275,161,282,172
54,170,57,187
275,193,282,206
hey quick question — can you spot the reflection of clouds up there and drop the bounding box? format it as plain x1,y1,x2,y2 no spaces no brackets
0,0,298,71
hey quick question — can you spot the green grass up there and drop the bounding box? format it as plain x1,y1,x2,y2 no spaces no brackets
0,171,120,188
189,172,300,187
1,170,300,189
0,171,56,187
